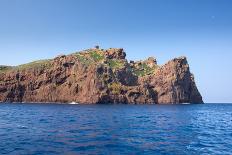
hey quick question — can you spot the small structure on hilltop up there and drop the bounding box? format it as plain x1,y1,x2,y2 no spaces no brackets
95,45,100,49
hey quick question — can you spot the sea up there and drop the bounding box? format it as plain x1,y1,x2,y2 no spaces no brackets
0,103,231,155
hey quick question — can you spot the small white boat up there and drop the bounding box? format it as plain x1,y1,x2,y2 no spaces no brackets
182,103,190,105
69,102,79,105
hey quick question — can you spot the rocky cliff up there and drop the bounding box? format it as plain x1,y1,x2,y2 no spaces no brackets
0,47,203,104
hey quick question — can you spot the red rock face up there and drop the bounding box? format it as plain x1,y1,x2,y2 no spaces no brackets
0,48,203,104
148,57,203,104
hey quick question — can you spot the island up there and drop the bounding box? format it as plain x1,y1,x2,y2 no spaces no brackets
0,47,203,104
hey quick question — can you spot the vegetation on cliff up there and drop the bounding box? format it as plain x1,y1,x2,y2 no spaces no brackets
0,66,13,73
132,63,158,76
0,48,157,77
0,60,52,73
17,60,52,70
108,82,122,95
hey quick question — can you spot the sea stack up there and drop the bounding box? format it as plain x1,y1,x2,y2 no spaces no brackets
0,47,203,104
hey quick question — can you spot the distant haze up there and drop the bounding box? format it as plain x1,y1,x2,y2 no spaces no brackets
0,0,231,103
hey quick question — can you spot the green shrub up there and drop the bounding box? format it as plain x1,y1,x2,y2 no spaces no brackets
74,50,104,66
132,63,158,76
108,59,124,69
108,82,122,95
89,51,104,62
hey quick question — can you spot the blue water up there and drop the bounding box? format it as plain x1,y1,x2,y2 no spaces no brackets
0,103,231,155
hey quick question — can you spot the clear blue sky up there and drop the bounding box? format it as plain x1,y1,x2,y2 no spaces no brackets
0,0,232,103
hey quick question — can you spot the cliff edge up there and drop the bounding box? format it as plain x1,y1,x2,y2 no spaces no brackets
0,47,203,104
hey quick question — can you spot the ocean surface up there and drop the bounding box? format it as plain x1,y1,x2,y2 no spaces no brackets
0,103,231,155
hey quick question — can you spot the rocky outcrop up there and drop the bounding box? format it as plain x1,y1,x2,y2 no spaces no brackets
104,48,126,59
147,57,203,103
0,47,203,104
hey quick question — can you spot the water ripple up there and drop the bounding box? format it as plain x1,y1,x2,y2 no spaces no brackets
0,103,231,155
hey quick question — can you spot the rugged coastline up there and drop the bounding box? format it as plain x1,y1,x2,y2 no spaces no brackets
0,47,203,104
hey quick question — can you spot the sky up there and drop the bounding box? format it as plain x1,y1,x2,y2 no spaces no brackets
0,0,232,103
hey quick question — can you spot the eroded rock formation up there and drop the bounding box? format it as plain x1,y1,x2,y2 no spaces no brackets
0,47,203,104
